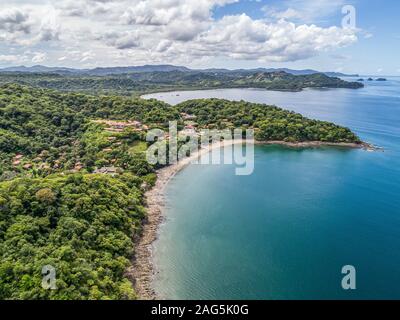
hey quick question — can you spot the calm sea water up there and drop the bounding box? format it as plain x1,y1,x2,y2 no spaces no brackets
143,78,400,299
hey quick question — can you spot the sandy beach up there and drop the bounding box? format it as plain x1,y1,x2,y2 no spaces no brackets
129,139,374,300
129,139,245,299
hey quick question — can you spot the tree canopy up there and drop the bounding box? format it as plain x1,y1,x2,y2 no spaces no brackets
0,173,144,299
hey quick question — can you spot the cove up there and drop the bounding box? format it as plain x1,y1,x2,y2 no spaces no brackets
144,78,400,299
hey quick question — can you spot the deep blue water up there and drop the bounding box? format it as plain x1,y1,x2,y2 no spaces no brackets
144,78,400,299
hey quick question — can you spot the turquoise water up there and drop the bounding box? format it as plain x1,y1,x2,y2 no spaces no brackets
144,78,400,299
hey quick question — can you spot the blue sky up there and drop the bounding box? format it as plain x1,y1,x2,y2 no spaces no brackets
212,0,400,75
0,0,399,75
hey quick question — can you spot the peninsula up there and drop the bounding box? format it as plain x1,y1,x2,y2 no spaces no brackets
0,69,363,96
0,83,368,299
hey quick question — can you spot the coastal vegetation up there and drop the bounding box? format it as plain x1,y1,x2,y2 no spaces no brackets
0,173,144,299
178,99,360,143
0,83,361,299
0,70,363,96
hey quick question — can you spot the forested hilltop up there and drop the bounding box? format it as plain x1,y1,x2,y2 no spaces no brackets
0,70,363,96
0,83,361,299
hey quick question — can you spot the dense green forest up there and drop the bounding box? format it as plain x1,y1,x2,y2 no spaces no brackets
0,70,363,96
178,99,360,143
0,84,360,178
0,83,361,299
0,173,144,299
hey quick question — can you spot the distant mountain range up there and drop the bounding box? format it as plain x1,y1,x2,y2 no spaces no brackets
0,64,358,77
201,67,358,77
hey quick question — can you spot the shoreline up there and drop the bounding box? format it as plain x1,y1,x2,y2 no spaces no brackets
130,139,376,300
129,139,244,300
139,85,363,99
255,140,376,150
139,87,304,97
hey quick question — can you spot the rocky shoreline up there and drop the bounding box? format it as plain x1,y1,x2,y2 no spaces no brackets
129,139,376,300
255,140,377,150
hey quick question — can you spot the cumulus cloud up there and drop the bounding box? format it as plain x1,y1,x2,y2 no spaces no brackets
31,51,47,63
38,27,60,41
0,6,60,46
38,10,61,41
121,0,234,26
0,51,49,65
55,0,116,17
54,49,95,64
196,14,357,62
95,31,141,49
0,0,359,66
0,8,31,33
0,54,19,63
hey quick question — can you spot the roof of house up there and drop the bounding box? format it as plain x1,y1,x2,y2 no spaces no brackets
94,166,119,174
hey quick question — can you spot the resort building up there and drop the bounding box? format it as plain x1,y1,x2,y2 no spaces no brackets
93,166,119,176
181,113,197,120
93,120,148,133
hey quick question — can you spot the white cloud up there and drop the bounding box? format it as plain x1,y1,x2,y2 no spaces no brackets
31,51,47,63
37,8,60,41
0,6,60,46
263,7,302,20
0,50,48,65
95,31,141,49
55,0,115,17
0,0,359,67
263,0,346,24
196,14,357,62
80,50,94,62
0,8,31,33
0,54,19,63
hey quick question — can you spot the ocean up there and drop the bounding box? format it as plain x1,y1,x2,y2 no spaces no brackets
143,77,400,299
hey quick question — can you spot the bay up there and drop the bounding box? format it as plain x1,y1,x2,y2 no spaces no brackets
143,78,400,299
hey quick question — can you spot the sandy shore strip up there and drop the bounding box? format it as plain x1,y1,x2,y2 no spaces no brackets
129,139,376,300
129,139,244,299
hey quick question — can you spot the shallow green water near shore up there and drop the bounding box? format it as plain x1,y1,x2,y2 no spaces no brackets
146,78,400,299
